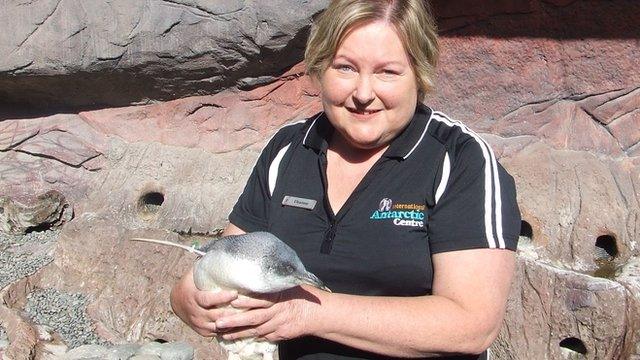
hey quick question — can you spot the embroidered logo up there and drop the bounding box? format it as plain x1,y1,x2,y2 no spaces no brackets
379,198,393,212
370,198,425,227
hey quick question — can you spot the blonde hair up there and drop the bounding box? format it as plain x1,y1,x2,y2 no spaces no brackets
305,0,439,99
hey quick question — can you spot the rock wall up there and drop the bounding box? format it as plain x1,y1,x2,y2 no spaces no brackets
0,0,329,114
1,0,639,359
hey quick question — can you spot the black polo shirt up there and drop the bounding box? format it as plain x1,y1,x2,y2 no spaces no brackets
229,104,520,360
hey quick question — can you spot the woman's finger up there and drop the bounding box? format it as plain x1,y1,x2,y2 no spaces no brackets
221,322,275,341
190,306,239,337
190,317,217,337
230,294,276,309
216,307,274,330
194,290,238,308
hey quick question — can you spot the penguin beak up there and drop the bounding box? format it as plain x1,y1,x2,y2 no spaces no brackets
295,272,331,292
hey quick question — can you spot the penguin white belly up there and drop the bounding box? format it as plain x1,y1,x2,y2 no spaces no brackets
219,337,276,360
193,256,277,360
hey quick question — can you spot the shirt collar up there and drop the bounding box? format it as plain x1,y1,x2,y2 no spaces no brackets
384,103,432,159
302,104,432,159
302,112,332,153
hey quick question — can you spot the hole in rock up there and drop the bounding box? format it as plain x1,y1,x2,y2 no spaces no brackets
154,338,168,343
559,337,587,355
595,235,618,259
138,191,165,217
520,221,533,240
25,223,54,234
593,235,619,279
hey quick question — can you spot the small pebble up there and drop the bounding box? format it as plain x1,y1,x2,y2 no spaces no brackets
137,341,164,356
130,355,162,360
41,343,69,356
160,341,194,360
62,344,109,359
106,343,141,360
36,324,54,341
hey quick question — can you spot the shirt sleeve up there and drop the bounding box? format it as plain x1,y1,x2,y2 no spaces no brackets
228,147,272,232
228,125,299,232
427,138,521,254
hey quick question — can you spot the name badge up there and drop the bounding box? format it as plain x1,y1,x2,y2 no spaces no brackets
282,196,317,211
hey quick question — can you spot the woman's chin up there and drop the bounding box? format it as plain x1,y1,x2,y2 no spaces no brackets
344,135,388,152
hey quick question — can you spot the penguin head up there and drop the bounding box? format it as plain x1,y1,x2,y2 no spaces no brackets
259,256,327,293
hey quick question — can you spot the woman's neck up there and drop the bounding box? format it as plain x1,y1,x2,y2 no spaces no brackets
327,133,389,164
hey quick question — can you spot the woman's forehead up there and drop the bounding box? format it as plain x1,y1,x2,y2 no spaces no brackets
334,21,411,65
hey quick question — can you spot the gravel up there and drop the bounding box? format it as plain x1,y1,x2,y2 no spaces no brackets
2,229,195,359
24,288,106,349
0,229,59,289
0,252,54,289
0,228,60,246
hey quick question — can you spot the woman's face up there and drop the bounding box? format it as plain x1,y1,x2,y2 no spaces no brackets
319,21,419,151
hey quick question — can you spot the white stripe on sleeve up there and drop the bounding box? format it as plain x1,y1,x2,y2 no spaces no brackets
268,143,291,197
434,152,451,204
430,112,505,249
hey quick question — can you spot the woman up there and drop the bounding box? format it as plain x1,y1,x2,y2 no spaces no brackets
171,0,520,359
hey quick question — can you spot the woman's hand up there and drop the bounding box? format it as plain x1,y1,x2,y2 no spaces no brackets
170,268,239,337
214,285,324,342
170,223,250,337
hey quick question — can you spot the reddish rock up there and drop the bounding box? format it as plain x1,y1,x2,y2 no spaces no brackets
0,114,109,205
1,1,639,359
0,190,70,235
0,305,37,360
580,88,640,125
428,37,640,129
576,87,640,152
0,278,39,360
33,218,226,358
500,141,636,272
78,64,321,154
489,99,624,156
494,255,632,359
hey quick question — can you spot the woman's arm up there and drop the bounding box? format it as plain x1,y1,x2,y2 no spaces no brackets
169,223,247,336
216,247,515,357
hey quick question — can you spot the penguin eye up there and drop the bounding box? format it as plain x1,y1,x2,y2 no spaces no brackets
276,263,295,275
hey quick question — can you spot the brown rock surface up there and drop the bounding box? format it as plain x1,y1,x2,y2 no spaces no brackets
0,0,639,359
0,64,321,358
0,0,329,111
1,277,40,360
34,219,223,358
496,253,631,359
0,114,108,204
0,190,70,235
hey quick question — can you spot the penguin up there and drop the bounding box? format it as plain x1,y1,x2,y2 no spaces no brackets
131,231,329,360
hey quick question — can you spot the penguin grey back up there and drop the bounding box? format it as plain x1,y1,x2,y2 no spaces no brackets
201,232,294,262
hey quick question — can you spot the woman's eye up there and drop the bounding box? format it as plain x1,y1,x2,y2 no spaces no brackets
381,69,399,76
335,64,355,73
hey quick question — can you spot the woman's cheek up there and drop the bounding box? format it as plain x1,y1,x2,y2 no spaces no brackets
372,81,403,106
322,77,356,103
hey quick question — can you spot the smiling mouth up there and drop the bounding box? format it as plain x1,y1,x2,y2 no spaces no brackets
347,108,381,115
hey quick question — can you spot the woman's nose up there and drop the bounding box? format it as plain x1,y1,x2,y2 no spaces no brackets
353,75,375,105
